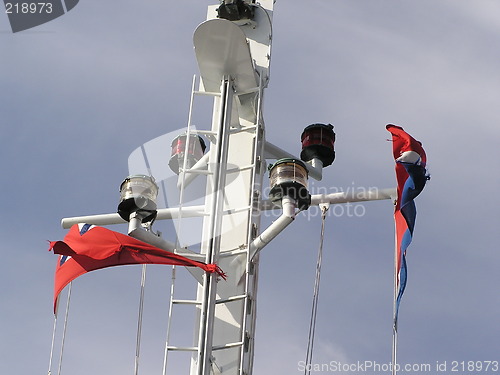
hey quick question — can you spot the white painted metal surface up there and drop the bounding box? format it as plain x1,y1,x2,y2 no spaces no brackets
186,9,272,375
249,196,296,260
168,4,275,374
310,188,396,206
194,19,258,94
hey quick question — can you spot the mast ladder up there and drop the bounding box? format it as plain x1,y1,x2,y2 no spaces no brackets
163,74,265,375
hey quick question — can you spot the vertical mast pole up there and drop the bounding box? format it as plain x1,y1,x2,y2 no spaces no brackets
190,3,275,374
197,77,233,375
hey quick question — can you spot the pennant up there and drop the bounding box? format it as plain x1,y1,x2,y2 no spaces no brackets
386,124,429,327
49,223,226,313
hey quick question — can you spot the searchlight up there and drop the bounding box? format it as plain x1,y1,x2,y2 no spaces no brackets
118,175,158,223
268,158,310,209
168,133,207,175
300,123,336,167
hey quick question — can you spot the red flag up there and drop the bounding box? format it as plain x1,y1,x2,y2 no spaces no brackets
49,224,226,313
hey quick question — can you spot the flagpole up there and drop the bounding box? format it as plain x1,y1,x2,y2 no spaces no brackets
391,200,398,375
392,294,398,375
392,323,398,375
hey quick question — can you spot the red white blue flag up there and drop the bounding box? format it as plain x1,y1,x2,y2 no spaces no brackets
49,223,226,313
386,125,429,327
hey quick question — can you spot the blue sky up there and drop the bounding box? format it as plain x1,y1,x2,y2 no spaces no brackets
1,1,499,374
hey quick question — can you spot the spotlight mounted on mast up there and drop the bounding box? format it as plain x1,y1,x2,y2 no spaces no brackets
217,0,255,23
117,175,159,223
268,158,311,210
168,133,207,175
300,123,336,169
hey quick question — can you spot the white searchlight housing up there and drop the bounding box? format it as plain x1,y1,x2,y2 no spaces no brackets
118,175,158,222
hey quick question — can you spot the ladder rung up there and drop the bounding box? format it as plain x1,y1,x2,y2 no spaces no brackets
216,294,247,304
229,125,258,134
194,90,221,97
226,164,255,173
195,130,218,136
167,346,198,352
172,299,202,305
182,169,212,175
212,341,244,351
219,248,248,257
222,206,252,215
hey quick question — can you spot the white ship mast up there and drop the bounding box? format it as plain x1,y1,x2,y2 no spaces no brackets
60,2,395,374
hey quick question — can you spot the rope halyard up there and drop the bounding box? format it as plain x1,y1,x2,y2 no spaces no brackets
134,262,148,375
162,265,176,375
304,203,329,375
57,282,72,375
47,312,58,375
